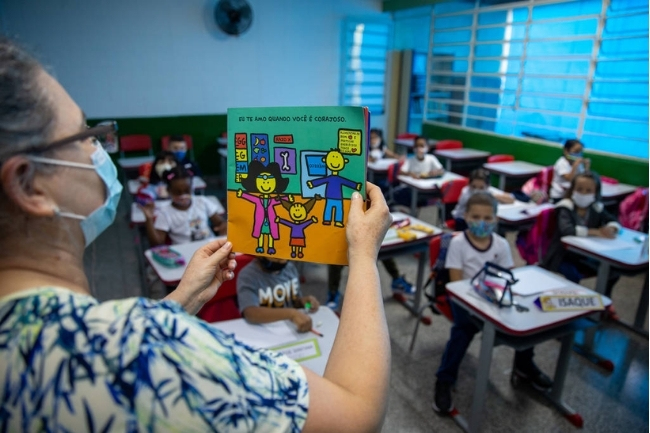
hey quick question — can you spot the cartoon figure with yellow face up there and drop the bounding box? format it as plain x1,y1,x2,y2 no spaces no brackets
237,161,291,254
306,149,361,227
275,195,322,259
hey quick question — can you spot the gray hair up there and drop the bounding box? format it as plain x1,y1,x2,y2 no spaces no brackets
0,37,56,163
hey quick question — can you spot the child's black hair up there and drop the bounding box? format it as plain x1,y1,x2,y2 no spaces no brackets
414,135,428,147
563,138,584,152
169,134,186,143
163,163,194,187
469,168,490,183
565,170,601,201
466,191,497,214
241,160,289,194
370,127,383,138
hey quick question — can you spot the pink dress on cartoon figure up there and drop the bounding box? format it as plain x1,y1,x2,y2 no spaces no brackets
240,192,282,239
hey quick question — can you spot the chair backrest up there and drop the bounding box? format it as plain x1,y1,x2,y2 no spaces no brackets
120,135,153,157
161,134,194,151
435,139,463,150
396,132,418,140
441,178,469,204
196,254,255,323
387,160,405,185
516,207,556,265
428,233,456,321
487,154,514,163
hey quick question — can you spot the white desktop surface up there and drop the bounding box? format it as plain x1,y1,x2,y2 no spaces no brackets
212,307,339,376
434,148,490,160
368,158,398,172
562,228,648,269
117,155,154,169
601,182,637,200
483,160,545,176
397,172,466,191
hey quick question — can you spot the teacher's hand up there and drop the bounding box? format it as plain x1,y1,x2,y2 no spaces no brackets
346,182,391,262
166,239,237,315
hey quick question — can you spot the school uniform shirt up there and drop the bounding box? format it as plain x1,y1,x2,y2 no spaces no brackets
154,195,219,245
401,154,443,177
0,287,309,432
237,261,303,312
541,198,620,272
445,231,514,280
550,156,584,199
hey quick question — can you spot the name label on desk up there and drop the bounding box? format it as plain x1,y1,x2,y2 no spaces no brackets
271,338,321,362
537,294,604,312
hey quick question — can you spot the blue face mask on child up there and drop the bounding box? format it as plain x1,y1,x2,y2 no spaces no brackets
567,152,583,161
29,142,123,247
467,220,496,238
172,150,187,161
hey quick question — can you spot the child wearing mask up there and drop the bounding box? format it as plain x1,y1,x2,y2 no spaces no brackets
400,136,445,179
433,192,552,415
168,135,202,177
452,168,515,231
141,165,226,246
368,128,398,162
237,257,320,333
542,171,621,295
138,151,178,200
550,139,591,202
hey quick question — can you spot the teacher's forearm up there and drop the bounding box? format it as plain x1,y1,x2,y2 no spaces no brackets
324,254,390,421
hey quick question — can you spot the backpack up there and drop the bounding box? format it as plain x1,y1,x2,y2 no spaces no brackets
516,206,556,265
619,188,649,232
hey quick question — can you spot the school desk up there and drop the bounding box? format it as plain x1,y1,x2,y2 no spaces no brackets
446,265,611,433
397,172,467,217
562,228,648,337
117,155,155,170
367,157,398,183
496,200,555,229
127,176,208,195
393,137,437,154
482,161,546,190
381,212,443,318
434,148,491,172
212,306,339,376
130,195,225,225
600,182,637,205
216,137,228,146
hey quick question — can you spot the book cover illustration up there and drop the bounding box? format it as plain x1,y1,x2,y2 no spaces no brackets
227,106,369,265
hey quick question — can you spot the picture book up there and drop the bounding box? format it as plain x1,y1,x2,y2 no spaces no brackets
226,106,369,266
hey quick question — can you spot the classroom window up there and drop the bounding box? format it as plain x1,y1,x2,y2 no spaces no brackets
341,20,390,115
424,0,649,159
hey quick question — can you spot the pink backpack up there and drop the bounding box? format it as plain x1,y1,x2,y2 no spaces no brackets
521,166,553,204
619,188,649,232
516,207,556,265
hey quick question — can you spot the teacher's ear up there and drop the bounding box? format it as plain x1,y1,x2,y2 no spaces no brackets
0,156,57,217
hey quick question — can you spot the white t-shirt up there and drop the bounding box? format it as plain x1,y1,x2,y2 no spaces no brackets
445,232,514,280
154,195,219,244
401,154,443,177
550,156,584,199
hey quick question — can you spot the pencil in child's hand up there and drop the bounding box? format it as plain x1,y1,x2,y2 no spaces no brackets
310,329,324,337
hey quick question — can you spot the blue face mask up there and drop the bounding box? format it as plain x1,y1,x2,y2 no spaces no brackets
567,152,583,161
29,142,123,247
172,150,187,161
467,220,496,238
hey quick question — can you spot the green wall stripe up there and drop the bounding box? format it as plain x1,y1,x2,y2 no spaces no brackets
90,114,227,175
383,0,445,12
422,123,649,187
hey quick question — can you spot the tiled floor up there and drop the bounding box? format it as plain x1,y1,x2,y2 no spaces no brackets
86,176,649,432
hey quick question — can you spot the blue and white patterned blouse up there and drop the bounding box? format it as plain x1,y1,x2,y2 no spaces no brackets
0,287,309,432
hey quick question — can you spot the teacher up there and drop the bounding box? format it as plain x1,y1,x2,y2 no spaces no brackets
0,38,392,432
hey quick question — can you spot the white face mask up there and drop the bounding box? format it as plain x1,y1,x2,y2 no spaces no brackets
572,191,595,208
155,162,173,177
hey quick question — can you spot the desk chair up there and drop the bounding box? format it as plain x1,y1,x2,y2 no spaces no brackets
435,140,463,150
410,233,456,352
161,134,195,159
120,134,153,159
386,160,406,206
196,254,255,323
487,154,514,163
434,178,469,227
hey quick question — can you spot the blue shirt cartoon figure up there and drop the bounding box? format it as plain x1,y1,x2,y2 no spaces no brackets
306,149,361,228
237,161,291,254
275,195,322,259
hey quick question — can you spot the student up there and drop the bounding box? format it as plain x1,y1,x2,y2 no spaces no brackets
433,192,552,414
549,139,590,202
452,168,514,231
237,257,320,332
369,127,398,162
168,134,202,177
142,165,226,246
138,151,178,200
542,171,620,295
400,136,445,179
